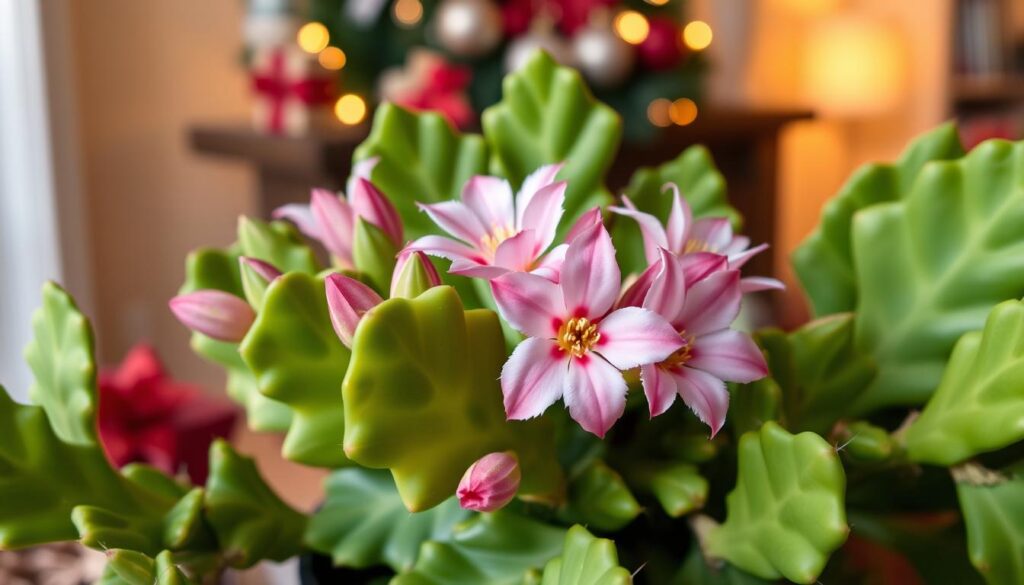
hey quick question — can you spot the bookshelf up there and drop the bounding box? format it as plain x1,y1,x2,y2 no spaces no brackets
950,0,1024,145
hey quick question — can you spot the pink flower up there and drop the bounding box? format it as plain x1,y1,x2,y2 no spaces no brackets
169,290,255,343
638,249,769,437
405,164,568,280
324,273,383,347
239,256,283,283
457,451,521,512
492,224,684,437
273,157,403,269
610,184,784,293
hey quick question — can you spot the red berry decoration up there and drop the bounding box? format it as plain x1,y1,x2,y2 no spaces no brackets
638,17,682,71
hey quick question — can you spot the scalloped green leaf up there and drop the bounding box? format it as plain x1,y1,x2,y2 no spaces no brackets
237,217,319,274
540,525,631,585
793,123,964,316
851,139,1024,413
650,463,708,518
305,468,470,571
354,102,489,238
955,465,1024,585
390,512,566,585
180,248,292,432
754,314,875,435
353,218,399,294
482,51,621,235
613,145,741,276
905,299,1024,465
23,281,97,446
203,440,307,568
239,272,350,467
343,286,563,512
0,387,175,550
103,550,195,585
564,460,640,532
706,422,848,584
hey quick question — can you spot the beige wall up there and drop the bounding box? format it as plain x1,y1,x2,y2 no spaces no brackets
71,1,254,382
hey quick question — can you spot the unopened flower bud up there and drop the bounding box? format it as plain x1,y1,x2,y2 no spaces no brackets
457,451,521,512
325,273,383,347
169,290,255,343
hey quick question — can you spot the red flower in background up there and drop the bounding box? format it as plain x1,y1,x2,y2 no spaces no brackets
380,49,475,130
98,344,237,484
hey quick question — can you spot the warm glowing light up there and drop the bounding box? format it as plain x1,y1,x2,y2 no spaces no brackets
683,21,713,51
393,0,423,27
669,98,698,126
647,98,672,127
805,16,905,116
644,0,670,5
335,94,367,125
318,47,347,70
613,11,650,45
297,22,330,54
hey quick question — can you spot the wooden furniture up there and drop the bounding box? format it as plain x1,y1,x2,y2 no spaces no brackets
189,108,811,278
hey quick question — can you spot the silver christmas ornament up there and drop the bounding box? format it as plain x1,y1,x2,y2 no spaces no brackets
572,23,635,88
434,0,504,58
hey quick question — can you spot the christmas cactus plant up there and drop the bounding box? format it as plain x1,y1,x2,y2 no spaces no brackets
3,51,1024,585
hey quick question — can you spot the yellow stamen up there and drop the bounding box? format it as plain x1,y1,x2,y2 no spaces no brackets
683,239,711,254
480,223,517,258
557,317,601,358
661,331,695,369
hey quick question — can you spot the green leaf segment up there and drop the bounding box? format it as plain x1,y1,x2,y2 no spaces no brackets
905,299,1024,465
306,468,470,571
705,422,848,584
955,464,1024,585
540,525,632,585
483,51,621,237
342,286,563,512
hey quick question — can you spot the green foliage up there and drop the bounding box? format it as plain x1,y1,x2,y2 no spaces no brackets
24,281,97,446
851,139,1024,412
354,102,489,238
237,217,319,274
792,123,965,316
955,464,1024,585
102,550,195,585
613,145,741,275
390,512,566,585
563,460,640,532
540,525,631,585
482,51,621,236
0,387,170,549
180,248,292,432
835,421,897,463
675,545,773,585
239,272,350,467
755,314,875,435
342,286,563,512
203,440,307,568
353,218,399,294
306,468,470,571
706,422,847,584
905,299,1024,465
650,463,708,518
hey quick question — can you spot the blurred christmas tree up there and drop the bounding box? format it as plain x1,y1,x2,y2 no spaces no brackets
243,0,708,141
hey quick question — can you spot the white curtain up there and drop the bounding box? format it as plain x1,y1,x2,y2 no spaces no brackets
0,0,65,401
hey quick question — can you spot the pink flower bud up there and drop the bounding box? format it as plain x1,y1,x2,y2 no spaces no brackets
325,273,383,347
457,451,521,512
169,290,255,343
349,178,403,248
239,256,282,283
390,251,442,299
311,188,355,268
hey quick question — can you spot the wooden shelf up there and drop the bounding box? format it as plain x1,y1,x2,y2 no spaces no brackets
952,75,1024,106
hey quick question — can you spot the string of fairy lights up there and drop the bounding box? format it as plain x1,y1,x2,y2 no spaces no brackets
291,1,714,128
